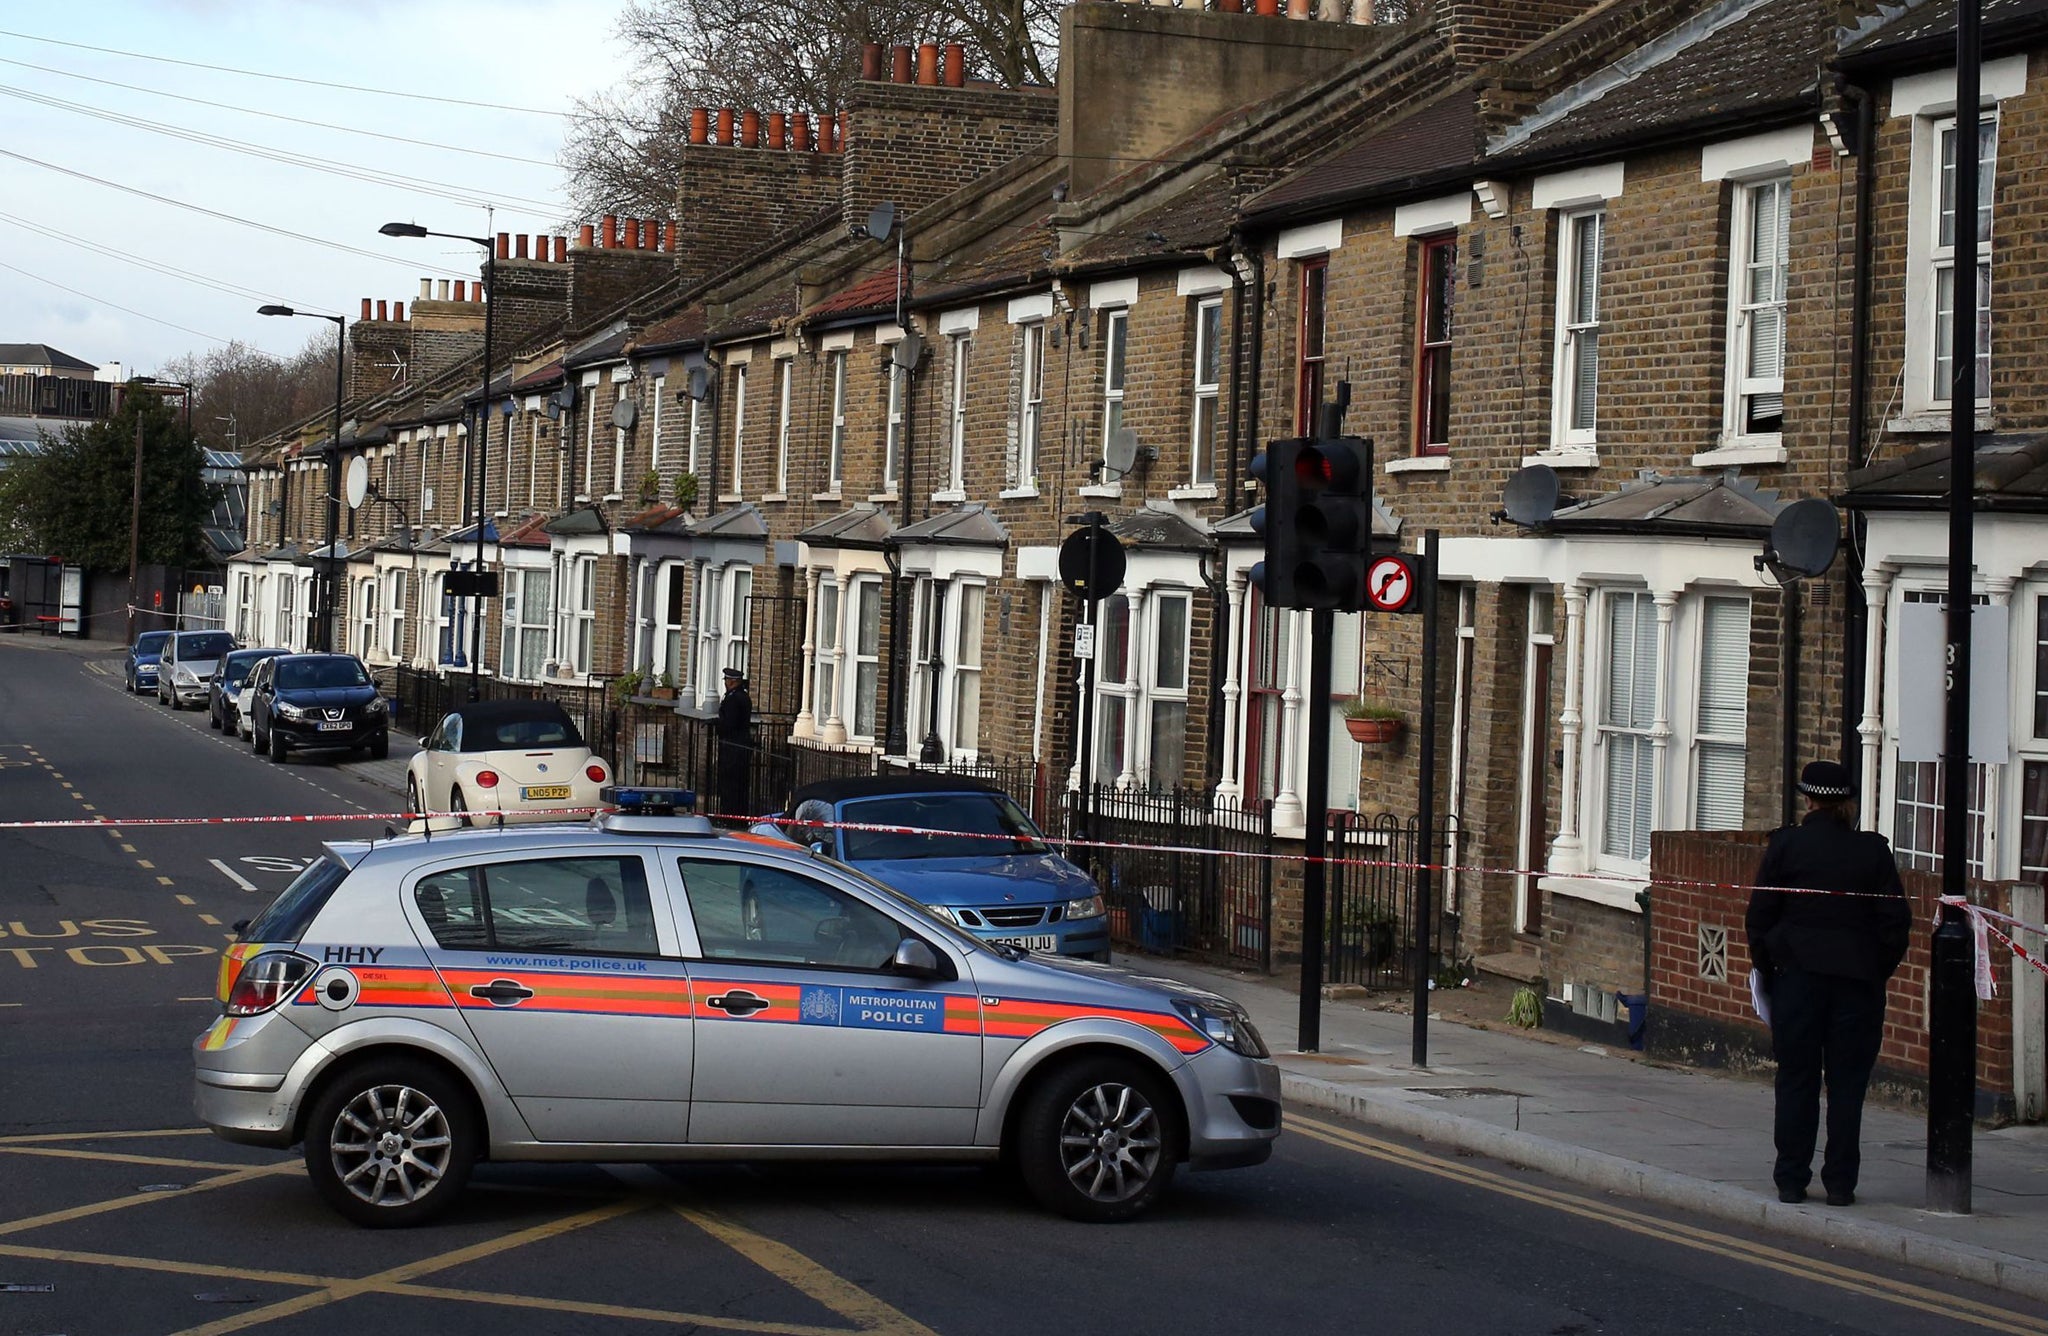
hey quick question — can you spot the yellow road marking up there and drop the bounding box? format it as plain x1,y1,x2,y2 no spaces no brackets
120,842,136,852
158,876,175,886
0,1162,297,1238
0,1241,331,1289
199,913,220,926
0,1145,253,1171
0,1126,213,1145
165,1198,644,1336
1291,1115,2048,1335
80,803,95,812
136,859,154,869
674,1201,940,1335
176,894,196,906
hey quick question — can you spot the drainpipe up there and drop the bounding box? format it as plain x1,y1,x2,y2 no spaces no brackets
1202,238,1255,790
1782,583,1802,827
1840,81,1876,776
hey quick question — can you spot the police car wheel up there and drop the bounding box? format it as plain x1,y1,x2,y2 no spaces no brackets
303,1058,477,1228
1015,1056,1180,1223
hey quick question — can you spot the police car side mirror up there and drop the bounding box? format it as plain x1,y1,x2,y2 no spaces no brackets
229,919,250,939
809,840,830,857
890,938,942,979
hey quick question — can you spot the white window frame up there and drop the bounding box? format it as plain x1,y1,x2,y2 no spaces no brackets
1721,176,1791,450
1689,594,1751,830
581,392,598,499
1551,207,1604,450
650,373,666,475
610,385,628,499
949,579,986,760
771,357,792,497
813,577,842,737
1929,113,1996,408
653,561,686,685
1092,593,1135,787
694,563,724,703
1592,586,1659,870
944,333,970,498
386,569,407,662
571,555,596,676
501,567,552,682
1011,320,1044,491
725,363,747,502
725,565,752,678
826,350,847,493
1191,297,1222,487
234,572,253,641
1145,588,1193,790
883,359,905,494
847,575,884,743
1100,307,1129,469
687,395,704,480
432,573,454,666
356,577,379,659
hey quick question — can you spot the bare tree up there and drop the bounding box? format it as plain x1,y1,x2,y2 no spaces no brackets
158,328,345,453
563,0,1066,219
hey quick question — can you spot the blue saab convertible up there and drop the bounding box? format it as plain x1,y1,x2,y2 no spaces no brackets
770,775,1109,960
124,630,171,694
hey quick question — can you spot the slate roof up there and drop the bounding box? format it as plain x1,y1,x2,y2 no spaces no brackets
1841,0,2048,64
1106,503,1213,553
1843,434,2048,511
0,343,95,373
1248,90,1479,220
1492,0,1823,164
543,507,609,536
797,504,895,549
639,306,708,352
695,503,769,540
1216,498,1403,544
1063,177,1237,271
1537,471,1785,537
891,503,1007,548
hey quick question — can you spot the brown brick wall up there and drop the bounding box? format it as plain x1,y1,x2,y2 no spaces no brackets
676,145,844,292
843,81,1059,228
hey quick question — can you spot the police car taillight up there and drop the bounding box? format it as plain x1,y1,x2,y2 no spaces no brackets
224,952,316,1017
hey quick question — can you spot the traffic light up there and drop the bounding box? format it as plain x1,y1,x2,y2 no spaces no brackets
1247,437,1307,609
1294,435,1374,612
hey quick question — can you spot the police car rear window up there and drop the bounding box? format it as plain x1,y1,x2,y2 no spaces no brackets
242,857,349,944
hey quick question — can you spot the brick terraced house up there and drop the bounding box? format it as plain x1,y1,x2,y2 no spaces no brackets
225,0,2048,1089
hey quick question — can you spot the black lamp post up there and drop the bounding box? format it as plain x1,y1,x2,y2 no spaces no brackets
257,305,345,652
381,221,495,701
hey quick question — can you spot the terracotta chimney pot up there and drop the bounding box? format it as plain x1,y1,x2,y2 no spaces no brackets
916,42,939,85
577,223,595,249
860,43,884,80
454,280,467,302
740,109,760,146
942,43,965,87
689,107,709,144
376,300,387,320
361,298,373,321
716,107,735,144
792,112,811,151
891,45,913,83
394,302,405,321
767,111,786,148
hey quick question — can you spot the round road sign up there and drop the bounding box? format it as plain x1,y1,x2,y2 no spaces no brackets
1365,555,1416,612
1057,526,1126,603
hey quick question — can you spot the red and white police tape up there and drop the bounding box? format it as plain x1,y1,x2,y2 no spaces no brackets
7,803,2046,990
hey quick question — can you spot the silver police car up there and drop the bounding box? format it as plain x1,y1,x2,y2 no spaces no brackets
195,792,1280,1227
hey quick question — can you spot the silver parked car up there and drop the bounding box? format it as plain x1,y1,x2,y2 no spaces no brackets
195,790,1279,1227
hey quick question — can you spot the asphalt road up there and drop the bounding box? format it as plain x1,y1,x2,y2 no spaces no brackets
2,634,2045,1336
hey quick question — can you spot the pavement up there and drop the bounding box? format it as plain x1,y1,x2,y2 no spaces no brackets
1134,953,2048,1302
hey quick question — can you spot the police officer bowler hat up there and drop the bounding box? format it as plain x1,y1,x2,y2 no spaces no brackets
1796,760,1853,800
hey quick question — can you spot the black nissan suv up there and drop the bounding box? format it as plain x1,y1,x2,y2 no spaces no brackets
248,653,390,763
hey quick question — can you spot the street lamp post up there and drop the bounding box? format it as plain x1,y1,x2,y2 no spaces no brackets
258,306,345,652
380,221,495,701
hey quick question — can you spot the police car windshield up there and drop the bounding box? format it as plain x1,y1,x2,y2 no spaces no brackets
839,793,1048,862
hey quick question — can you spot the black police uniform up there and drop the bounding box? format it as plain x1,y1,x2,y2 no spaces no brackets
715,674,753,815
1745,802,1910,1202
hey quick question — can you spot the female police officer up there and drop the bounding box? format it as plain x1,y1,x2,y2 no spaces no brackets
1745,760,1911,1207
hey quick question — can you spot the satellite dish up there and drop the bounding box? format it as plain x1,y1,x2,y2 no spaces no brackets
890,330,924,371
551,383,578,413
1502,464,1560,528
611,397,637,430
865,202,896,242
686,365,713,402
1104,426,1140,477
546,399,562,421
343,456,368,510
1769,497,1841,578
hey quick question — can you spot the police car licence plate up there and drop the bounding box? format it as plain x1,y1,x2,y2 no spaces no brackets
315,720,350,732
990,935,1058,952
523,785,571,800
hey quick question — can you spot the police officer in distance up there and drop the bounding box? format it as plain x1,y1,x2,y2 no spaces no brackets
1745,760,1911,1207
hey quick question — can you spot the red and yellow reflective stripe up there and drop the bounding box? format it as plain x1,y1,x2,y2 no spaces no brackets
214,940,269,1005
441,968,691,1018
942,995,982,1034
983,997,1210,1054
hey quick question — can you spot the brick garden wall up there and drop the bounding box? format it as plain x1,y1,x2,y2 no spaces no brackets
1648,829,2017,1116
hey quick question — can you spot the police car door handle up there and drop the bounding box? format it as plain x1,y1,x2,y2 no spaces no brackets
706,989,768,1016
470,979,535,1005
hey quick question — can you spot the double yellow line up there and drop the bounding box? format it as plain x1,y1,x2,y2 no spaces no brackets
1292,1114,2048,1334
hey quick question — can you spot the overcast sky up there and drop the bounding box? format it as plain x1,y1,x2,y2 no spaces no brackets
0,1,623,377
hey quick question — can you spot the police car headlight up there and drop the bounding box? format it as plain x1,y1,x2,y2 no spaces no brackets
1171,998,1269,1058
275,701,307,720
1064,893,1106,921
923,904,961,925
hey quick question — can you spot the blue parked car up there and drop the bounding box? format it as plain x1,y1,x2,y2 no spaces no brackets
770,775,1110,960
124,630,171,694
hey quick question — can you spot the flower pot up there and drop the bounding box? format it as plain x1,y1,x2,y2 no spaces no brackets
651,686,677,701
1344,715,1403,745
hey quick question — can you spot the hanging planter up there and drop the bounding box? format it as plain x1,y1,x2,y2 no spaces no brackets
1343,706,1405,746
